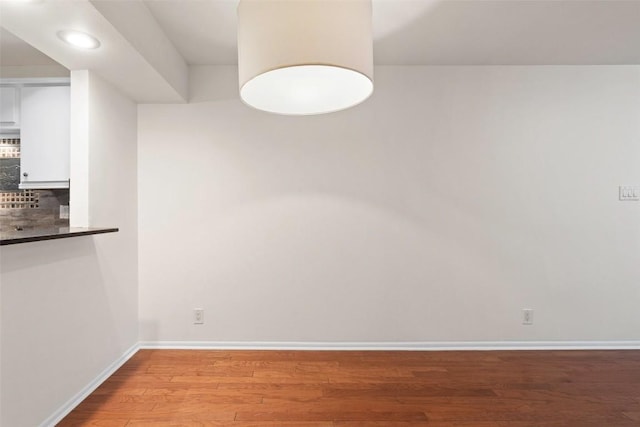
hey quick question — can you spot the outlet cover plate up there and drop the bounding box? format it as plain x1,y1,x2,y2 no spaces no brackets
193,308,204,325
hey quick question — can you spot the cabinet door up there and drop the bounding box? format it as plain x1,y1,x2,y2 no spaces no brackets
20,85,70,188
0,86,20,129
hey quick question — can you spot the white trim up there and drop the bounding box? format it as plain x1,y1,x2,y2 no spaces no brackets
0,77,70,86
19,180,70,190
39,343,140,427
139,340,640,351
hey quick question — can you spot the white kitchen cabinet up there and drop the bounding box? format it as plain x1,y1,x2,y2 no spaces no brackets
0,85,20,132
19,84,70,189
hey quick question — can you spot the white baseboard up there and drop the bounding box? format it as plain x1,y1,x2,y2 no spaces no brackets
139,340,640,351
40,343,140,427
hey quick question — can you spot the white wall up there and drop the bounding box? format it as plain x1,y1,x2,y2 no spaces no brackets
138,65,640,344
0,71,138,427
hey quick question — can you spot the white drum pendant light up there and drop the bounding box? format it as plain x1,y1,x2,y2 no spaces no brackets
237,0,374,115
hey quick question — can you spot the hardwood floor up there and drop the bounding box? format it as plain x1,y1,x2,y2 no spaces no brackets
59,349,640,426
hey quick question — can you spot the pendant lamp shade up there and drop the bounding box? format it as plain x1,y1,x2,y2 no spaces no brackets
237,0,374,115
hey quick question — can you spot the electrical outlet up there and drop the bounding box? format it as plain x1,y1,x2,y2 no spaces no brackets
193,308,204,325
59,205,69,219
522,309,533,325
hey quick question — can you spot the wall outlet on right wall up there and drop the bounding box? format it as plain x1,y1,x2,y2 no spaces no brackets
193,308,204,325
522,309,534,325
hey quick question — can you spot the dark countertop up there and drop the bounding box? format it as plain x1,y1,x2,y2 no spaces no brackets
0,227,119,246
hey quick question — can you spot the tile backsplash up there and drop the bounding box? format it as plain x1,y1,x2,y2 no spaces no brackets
0,138,20,159
0,137,70,233
0,189,39,209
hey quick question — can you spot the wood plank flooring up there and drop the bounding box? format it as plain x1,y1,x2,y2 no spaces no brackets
59,349,640,426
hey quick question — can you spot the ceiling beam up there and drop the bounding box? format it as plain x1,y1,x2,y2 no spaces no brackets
0,0,188,103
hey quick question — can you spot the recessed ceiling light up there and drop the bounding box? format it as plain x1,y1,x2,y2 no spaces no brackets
57,30,101,49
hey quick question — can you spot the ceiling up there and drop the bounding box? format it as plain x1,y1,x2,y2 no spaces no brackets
144,0,640,65
0,28,60,66
1,0,638,103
